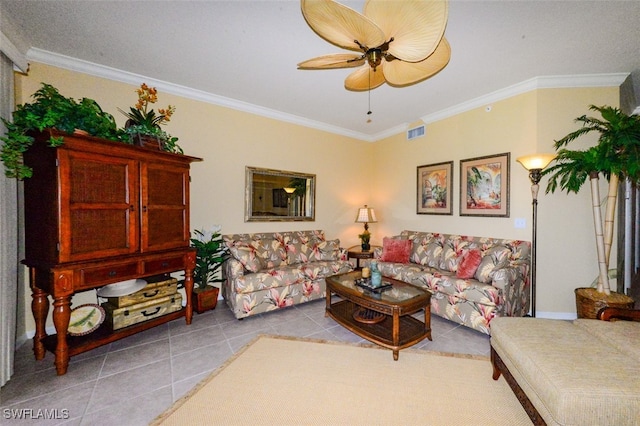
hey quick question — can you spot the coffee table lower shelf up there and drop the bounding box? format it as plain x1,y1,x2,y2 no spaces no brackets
327,299,429,356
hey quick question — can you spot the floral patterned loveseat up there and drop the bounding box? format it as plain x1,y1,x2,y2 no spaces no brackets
371,230,531,335
222,230,353,319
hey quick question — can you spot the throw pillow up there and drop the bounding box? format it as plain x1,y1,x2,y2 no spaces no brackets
456,249,482,279
315,239,340,261
228,243,263,273
474,245,511,283
380,237,411,263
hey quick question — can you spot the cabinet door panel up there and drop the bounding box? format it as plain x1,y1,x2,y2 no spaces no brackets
59,150,139,262
141,162,190,251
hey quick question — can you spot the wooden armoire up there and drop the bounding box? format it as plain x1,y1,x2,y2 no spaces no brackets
23,130,202,375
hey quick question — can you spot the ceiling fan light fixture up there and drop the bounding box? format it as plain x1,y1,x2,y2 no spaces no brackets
366,48,383,70
299,0,450,91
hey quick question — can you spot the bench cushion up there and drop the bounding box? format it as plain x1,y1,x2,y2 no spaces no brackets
491,317,640,426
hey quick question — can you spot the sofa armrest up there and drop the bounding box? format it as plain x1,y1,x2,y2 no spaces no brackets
373,246,383,259
223,257,247,281
598,307,640,322
490,264,524,291
488,262,530,317
337,247,349,261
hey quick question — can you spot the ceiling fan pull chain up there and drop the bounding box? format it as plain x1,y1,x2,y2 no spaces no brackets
367,69,372,123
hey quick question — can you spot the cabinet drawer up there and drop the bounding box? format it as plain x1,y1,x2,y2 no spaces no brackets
144,256,185,275
80,262,140,288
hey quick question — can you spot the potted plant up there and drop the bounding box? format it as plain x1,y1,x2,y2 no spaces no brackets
543,105,640,317
1,83,126,179
118,83,183,154
358,230,371,251
190,227,229,313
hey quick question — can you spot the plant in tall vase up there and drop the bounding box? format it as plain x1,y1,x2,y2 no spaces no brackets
190,227,229,313
543,105,640,316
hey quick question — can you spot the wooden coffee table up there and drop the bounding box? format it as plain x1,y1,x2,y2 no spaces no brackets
325,271,432,360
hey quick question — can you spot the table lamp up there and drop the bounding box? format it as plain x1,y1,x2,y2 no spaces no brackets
355,205,377,251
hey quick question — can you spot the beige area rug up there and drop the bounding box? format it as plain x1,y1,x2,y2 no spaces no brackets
153,335,532,425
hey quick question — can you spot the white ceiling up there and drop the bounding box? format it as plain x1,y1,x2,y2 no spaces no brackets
2,0,640,141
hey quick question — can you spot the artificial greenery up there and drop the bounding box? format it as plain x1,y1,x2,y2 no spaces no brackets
358,230,371,245
124,124,183,154
190,228,229,290
543,105,640,294
119,83,182,153
0,83,125,179
544,105,640,194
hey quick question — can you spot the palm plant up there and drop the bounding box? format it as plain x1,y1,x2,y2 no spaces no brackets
543,105,640,295
190,228,229,290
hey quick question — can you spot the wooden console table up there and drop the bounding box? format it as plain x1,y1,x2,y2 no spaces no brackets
22,130,202,375
28,249,195,375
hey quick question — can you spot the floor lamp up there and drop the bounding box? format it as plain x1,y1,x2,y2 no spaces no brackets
516,154,556,317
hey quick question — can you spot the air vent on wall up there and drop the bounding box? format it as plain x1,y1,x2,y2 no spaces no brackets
407,125,425,140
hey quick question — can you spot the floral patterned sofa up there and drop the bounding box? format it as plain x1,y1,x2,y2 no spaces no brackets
222,230,353,319
370,230,531,334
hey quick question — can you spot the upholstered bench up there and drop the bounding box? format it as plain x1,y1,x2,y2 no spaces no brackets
490,308,640,425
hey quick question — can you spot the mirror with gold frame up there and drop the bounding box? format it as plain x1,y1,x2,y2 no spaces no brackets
245,166,316,222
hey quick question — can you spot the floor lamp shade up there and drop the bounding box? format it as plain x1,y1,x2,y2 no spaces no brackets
516,153,555,318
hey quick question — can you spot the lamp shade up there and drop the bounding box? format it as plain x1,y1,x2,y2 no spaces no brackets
355,205,377,223
516,154,556,171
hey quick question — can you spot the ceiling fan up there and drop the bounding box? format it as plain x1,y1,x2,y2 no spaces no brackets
298,0,451,92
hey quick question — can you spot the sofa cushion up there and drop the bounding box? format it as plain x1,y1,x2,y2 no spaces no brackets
233,265,305,294
285,237,338,264
300,260,353,281
255,238,287,269
380,237,411,263
228,243,263,273
475,245,511,283
314,239,341,261
410,233,444,267
439,236,475,272
456,249,482,279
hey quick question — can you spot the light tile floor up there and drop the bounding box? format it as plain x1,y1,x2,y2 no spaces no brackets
1,299,490,425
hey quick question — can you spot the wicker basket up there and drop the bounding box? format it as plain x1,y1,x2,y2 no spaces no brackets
575,287,634,319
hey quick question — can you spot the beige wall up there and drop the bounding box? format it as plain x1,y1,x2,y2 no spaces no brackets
15,63,371,337
368,86,619,318
13,62,620,339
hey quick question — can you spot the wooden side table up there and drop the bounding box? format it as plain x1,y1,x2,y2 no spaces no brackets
347,245,380,269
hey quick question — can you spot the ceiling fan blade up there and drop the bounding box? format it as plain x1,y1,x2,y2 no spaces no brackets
364,0,448,62
298,53,366,69
344,66,386,92
383,37,451,87
301,0,386,52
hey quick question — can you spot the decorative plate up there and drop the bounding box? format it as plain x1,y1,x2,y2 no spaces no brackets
96,278,147,298
68,304,105,336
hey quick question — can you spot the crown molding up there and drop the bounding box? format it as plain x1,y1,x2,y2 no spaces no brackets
0,30,28,72
26,48,630,141
26,48,373,142
421,73,630,125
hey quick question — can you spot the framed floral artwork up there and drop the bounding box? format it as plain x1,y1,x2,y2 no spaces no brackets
460,152,510,217
417,161,453,215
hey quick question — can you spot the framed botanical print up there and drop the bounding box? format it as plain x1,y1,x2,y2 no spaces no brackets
417,161,453,215
460,152,510,217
